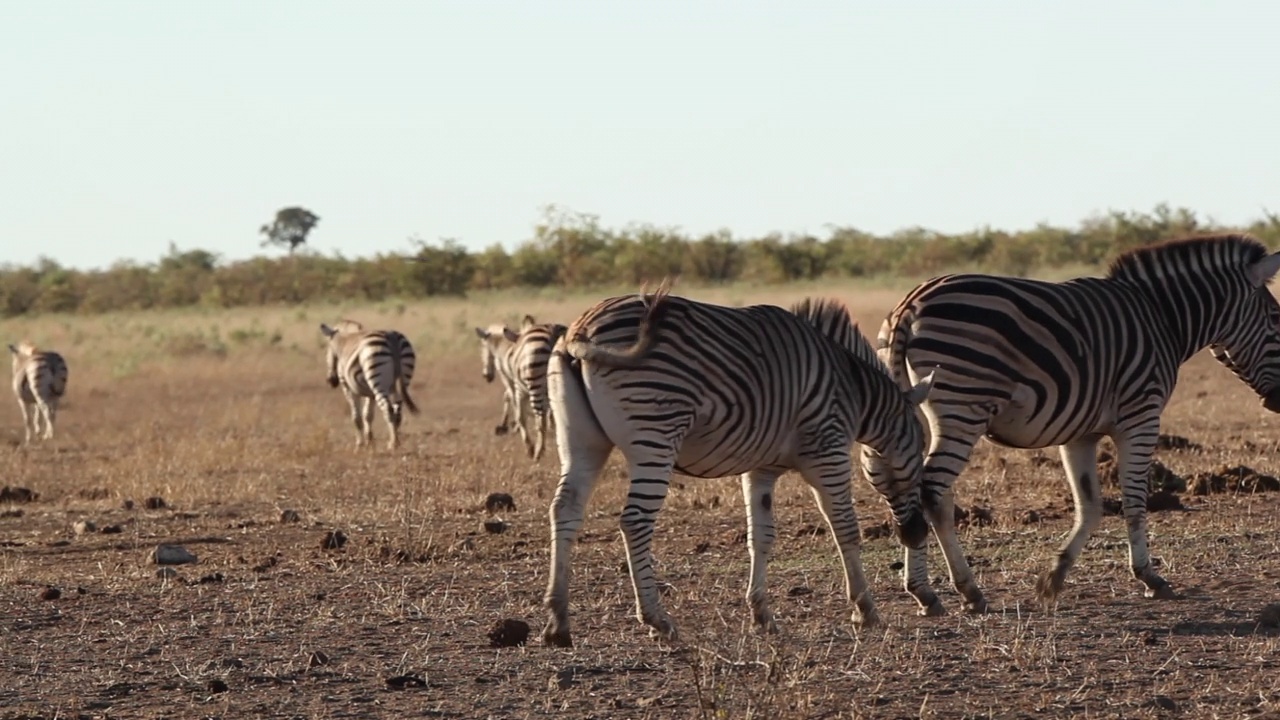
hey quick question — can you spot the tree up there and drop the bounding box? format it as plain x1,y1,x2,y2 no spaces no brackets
259,206,320,254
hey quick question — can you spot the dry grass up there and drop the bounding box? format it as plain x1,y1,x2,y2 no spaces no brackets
4,278,1280,719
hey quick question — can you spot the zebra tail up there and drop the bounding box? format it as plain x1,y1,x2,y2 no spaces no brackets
875,308,916,392
391,341,420,415
565,283,672,368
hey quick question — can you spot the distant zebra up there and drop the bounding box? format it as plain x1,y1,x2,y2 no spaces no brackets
9,341,68,444
540,282,935,647
474,315,567,461
876,233,1280,615
319,320,419,450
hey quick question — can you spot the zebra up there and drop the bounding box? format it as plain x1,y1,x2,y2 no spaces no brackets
540,281,936,647
319,320,419,450
875,233,1280,615
8,341,68,444
473,315,567,461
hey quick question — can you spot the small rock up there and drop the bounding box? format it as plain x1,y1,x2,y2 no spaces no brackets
1139,630,1158,646
487,618,531,648
787,586,812,597
279,509,301,523
195,572,225,584
99,524,123,535
1147,491,1185,512
206,679,228,694
320,530,348,550
549,668,576,691
862,520,893,540
122,499,135,510
156,567,179,580
143,496,167,510
252,556,279,573
449,537,475,553
73,520,97,535
40,586,60,601
0,509,23,518
1019,510,1041,524
1148,696,1177,712
970,506,995,527
693,541,710,554
889,560,905,571
153,544,198,565
483,519,507,535
385,674,426,689
308,651,330,667
1259,603,1280,628
484,492,516,513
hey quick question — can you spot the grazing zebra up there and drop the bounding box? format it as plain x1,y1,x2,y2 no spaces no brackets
319,320,419,450
473,315,567,461
540,282,935,647
8,341,68,444
875,233,1280,615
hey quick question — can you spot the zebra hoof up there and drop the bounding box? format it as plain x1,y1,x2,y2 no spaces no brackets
1145,584,1178,600
1034,570,1065,607
963,597,990,614
852,609,882,629
542,625,574,648
494,425,509,436
919,601,947,618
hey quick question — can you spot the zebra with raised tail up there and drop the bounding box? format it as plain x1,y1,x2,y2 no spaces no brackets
541,281,935,647
9,341,68,444
474,315,567,461
875,233,1280,615
319,320,419,450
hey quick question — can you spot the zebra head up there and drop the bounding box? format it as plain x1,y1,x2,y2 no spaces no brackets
858,371,935,548
318,323,351,388
1208,250,1280,412
474,324,519,383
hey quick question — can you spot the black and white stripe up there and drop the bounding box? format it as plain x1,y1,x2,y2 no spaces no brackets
8,341,68,444
540,282,935,647
319,320,419,450
474,315,567,461
876,233,1280,614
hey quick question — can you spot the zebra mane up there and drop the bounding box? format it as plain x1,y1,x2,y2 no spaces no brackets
789,298,893,378
1107,233,1269,282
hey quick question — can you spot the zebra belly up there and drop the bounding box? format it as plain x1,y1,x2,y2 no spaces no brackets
674,435,787,479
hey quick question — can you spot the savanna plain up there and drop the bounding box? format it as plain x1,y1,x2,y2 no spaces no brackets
3,278,1280,720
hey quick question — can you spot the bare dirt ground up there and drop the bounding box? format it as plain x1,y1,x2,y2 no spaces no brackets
4,282,1280,719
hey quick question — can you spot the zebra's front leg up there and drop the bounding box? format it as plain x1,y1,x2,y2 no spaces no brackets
740,469,781,633
618,455,680,641
1036,437,1105,607
905,410,988,616
514,390,536,458
1114,427,1176,600
798,460,879,628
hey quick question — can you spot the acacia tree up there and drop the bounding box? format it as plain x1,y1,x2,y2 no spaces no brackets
259,206,320,254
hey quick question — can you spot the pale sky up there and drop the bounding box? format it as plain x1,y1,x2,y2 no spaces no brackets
3,0,1278,270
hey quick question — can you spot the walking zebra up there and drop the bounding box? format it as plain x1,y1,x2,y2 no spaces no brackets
541,282,935,647
319,320,419,450
474,315,567,461
9,341,68,444
875,233,1280,615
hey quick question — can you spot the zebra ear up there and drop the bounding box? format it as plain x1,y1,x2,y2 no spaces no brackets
521,314,536,329
1246,251,1280,287
319,324,337,339
474,327,489,340
6,344,16,355
503,328,520,343
905,371,936,406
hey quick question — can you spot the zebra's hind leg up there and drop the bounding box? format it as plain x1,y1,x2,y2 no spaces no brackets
341,387,365,447
740,469,781,633
532,408,549,462
1113,427,1176,600
1035,437,1105,607
618,453,681,641
40,400,56,440
361,396,376,448
378,395,401,450
18,399,33,444
542,351,615,648
798,458,879,628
